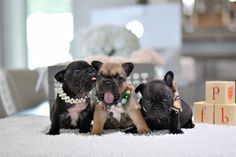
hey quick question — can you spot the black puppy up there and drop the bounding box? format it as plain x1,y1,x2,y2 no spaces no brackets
47,61,96,135
126,71,194,134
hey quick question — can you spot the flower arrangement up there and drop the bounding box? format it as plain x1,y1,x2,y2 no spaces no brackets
69,25,140,59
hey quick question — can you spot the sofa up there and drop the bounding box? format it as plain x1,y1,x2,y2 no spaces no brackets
0,69,47,118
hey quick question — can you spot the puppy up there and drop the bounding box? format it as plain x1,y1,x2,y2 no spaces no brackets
47,61,96,135
128,71,195,134
91,61,150,135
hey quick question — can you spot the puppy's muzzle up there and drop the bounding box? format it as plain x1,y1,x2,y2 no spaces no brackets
98,79,120,105
102,79,117,89
105,80,112,87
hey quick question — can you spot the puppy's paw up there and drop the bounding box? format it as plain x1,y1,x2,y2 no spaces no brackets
190,123,195,128
124,127,138,134
184,123,195,129
137,127,151,134
91,129,103,135
183,120,195,129
170,129,184,134
79,129,90,134
47,130,60,135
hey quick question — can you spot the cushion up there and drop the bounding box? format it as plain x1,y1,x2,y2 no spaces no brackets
0,69,46,118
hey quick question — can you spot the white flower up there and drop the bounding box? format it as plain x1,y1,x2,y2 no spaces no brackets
70,25,140,59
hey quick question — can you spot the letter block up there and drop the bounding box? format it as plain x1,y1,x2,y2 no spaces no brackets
206,81,235,104
215,104,236,125
194,101,214,124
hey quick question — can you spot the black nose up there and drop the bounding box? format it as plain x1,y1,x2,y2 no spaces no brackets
105,81,112,86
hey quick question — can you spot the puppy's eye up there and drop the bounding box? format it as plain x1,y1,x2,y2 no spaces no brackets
87,67,94,74
97,75,102,80
116,76,124,82
154,105,162,110
142,99,152,112
73,70,81,75
145,99,152,105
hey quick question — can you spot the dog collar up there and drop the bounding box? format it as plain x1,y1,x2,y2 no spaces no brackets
96,84,133,111
57,83,88,104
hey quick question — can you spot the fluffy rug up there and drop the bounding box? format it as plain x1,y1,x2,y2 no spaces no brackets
0,115,236,157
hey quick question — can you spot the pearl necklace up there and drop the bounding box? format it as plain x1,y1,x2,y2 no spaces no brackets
57,83,88,104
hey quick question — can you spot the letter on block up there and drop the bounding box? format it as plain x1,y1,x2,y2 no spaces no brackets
194,101,214,124
215,104,236,125
206,81,235,104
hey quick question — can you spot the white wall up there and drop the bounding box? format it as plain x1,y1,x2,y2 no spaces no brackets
0,0,27,69
73,0,137,32
0,1,4,67
91,3,182,49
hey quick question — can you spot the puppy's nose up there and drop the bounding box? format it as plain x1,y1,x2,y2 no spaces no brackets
105,81,112,86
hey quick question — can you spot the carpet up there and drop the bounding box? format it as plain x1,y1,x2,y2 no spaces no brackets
0,115,236,157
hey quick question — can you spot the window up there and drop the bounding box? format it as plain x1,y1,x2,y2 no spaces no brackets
27,0,73,69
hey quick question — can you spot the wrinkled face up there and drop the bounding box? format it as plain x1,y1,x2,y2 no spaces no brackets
140,81,173,120
92,61,134,106
135,71,175,126
55,61,96,96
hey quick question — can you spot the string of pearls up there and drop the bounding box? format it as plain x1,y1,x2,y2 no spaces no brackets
57,83,88,104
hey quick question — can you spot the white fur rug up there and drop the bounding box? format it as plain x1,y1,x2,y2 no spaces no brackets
0,115,236,157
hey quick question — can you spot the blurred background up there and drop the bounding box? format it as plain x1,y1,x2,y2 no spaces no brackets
0,0,236,117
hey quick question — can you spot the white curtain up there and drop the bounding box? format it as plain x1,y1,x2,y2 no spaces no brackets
0,0,27,69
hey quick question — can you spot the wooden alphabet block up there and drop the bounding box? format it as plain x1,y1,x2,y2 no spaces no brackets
215,104,236,125
193,101,214,124
205,81,235,104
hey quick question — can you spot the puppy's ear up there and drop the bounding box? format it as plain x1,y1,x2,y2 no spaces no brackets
55,69,66,83
122,62,134,77
135,83,144,94
92,61,103,71
164,71,174,88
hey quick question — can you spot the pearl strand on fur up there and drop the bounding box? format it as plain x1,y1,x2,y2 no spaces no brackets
57,83,88,104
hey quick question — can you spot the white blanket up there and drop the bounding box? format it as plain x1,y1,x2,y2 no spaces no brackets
0,116,236,157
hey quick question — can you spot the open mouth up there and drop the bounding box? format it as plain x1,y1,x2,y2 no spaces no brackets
104,90,114,104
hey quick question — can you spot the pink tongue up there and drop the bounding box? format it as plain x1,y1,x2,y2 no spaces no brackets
104,91,114,104
91,77,96,81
